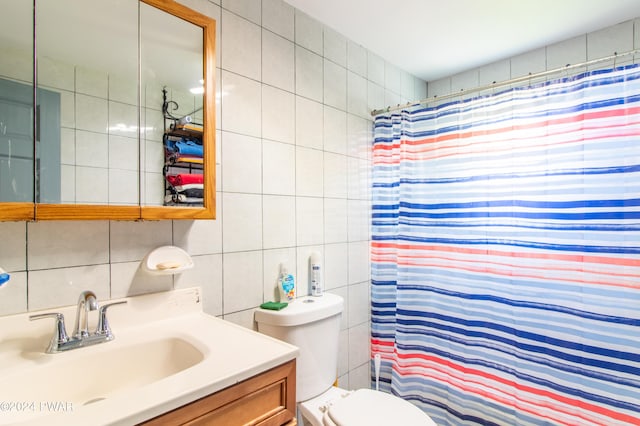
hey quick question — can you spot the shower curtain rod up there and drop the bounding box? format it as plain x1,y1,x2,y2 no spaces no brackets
370,48,640,116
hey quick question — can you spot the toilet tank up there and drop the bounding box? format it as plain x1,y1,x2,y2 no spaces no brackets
255,293,343,402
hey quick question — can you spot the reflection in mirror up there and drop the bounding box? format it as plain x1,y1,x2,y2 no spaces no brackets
0,0,33,203
140,2,204,207
36,0,139,205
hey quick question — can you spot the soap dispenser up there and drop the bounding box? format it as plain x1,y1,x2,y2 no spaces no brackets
278,264,296,302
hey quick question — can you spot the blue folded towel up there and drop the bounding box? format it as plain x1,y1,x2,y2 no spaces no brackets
164,137,177,152
175,139,203,157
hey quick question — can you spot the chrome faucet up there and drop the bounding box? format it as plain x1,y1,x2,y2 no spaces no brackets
30,291,126,354
72,290,98,339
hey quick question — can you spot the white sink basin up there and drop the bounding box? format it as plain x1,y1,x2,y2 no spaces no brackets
0,337,204,425
0,288,298,426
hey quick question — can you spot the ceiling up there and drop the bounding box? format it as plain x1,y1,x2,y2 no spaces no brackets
284,0,640,82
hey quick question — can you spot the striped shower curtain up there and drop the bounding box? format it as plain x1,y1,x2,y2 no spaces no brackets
371,64,640,425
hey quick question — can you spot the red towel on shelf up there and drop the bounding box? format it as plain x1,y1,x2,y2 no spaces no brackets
166,173,204,186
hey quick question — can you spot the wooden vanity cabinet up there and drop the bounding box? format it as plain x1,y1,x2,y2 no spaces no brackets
140,360,297,426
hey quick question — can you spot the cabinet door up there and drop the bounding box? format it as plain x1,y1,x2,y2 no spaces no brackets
140,360,296,426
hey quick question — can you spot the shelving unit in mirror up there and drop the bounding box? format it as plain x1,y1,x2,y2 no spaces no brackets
162,88,205,207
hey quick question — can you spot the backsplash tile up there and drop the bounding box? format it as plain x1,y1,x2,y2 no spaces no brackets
28,264,110,310
173,218,223,256
175,254,223,316
0,222,26,271
109,221,173,263
110,261,172,299
0,272,27,315
27,221,109,270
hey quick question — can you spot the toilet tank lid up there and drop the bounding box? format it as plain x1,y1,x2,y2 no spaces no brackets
255,293,343,326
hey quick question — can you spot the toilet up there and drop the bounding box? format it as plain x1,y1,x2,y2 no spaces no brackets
255,293,436,426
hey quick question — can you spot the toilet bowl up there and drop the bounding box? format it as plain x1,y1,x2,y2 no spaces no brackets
254,294,437,426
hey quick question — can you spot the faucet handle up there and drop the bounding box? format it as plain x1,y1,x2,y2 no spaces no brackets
29,312,69,353
95,301,127,339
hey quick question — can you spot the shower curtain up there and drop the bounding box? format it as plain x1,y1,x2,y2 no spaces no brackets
371,64,640,425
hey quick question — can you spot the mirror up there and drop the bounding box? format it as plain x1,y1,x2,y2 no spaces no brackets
0,0,216,221
140,2,204,208
0,0,35,218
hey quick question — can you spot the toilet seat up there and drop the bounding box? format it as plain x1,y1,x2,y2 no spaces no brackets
304,388,436,426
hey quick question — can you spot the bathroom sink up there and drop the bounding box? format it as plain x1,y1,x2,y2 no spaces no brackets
0,288,298,426
0,337,204,425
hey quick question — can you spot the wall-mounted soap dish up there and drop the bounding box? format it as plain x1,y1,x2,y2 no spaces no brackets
141,246,194,275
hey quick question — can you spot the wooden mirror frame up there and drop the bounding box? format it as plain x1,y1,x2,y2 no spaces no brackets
0,0,216,221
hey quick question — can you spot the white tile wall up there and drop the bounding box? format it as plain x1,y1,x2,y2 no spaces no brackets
294,10,323,55
324,27,347,67
262,140,295,195
323,106,347,154
262,0,294,40
295,147,324,196
221,131,262,193
263,195,296,249
295,46,324,102
262,85,295,143
262,30,295,91
0,0,429,394
295,96,323,149
428,17,640,99
221,9,262,80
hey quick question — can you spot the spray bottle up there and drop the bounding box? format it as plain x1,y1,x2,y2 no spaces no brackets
309,252,322,297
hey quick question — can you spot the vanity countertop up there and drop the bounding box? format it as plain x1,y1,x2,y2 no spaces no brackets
0,288,299,425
